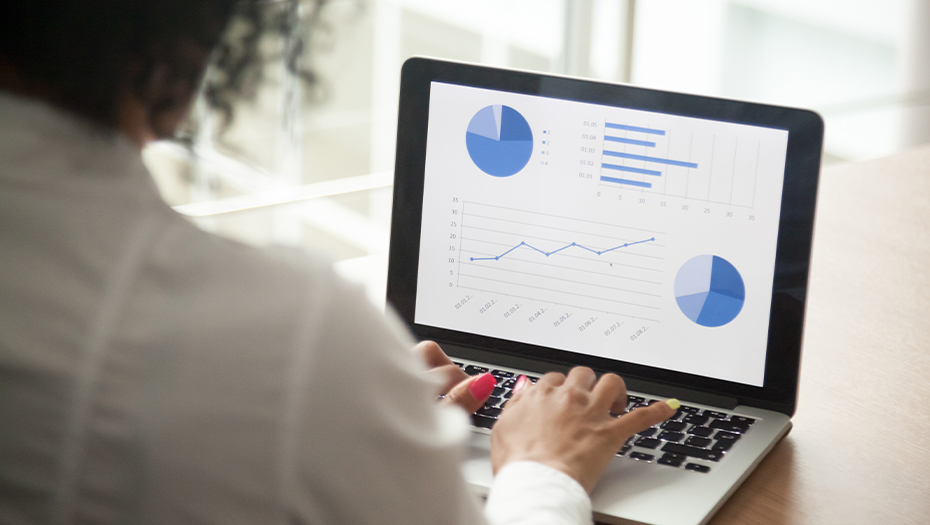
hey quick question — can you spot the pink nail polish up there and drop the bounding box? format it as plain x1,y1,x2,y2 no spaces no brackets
513,374,528,394
469,373,497,399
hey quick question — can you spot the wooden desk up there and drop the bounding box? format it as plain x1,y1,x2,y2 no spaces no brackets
709,146,930,524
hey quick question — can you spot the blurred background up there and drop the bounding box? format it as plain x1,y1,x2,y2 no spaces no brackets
144,0,930,303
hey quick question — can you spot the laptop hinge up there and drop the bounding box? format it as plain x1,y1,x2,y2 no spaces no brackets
442,342,739,411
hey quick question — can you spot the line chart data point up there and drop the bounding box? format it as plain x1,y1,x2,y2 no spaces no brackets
470,257,474,261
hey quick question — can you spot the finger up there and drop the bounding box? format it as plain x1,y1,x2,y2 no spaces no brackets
537,371,566,388
565,367,597,391
425,363,469,394
611,398,678,438
507,374,534,406
443,372,497,414
412,340,453,369
590,373,627,413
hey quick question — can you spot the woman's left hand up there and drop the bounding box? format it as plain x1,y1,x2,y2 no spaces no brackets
413,340,497,414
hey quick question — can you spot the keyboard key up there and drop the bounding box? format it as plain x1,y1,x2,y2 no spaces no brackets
658,431,686,443
627,395,646,404
710,419,750,433
491,369,514,378
714,430,740,442
484,396,502,408
471,414,496,429
678,405,700,414
661,421,688,432
683,414,710,425
502,378,516,389
730,416,756,425
477,406,502,418
629,452,654,462
634,437,662,449
661,443,724,462
685,436,712,448
464,365,489,376
617,445,631,456
687,426,714,437
701,410,729,419
637,427,658,437
452,361,464,368
712,440,736,452
658,453,685,467
527,376,539,383
503,390,513,399
491,386,506,397
685,463,711,473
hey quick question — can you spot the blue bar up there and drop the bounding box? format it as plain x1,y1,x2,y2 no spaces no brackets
602,163,662,177
603,150,698,169
600,175,652,188
604,136,656,147
604,122,666,135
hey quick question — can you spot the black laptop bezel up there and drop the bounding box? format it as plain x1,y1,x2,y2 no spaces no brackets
387,57,823,417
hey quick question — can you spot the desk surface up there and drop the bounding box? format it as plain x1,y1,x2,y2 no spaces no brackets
708,146,930,524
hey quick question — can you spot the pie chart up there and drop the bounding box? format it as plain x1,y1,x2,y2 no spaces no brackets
465,105,533,177
674,255,745,327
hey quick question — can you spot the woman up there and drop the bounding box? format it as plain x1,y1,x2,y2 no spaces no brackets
0,2,675,524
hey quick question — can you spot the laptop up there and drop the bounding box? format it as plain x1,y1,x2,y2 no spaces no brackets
386,57,823,525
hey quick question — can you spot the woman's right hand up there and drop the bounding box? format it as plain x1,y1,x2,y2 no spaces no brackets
490,367,677,494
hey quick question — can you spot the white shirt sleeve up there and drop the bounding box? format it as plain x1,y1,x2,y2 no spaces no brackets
285,271,488,525
286,268,592,525
485,462,593,525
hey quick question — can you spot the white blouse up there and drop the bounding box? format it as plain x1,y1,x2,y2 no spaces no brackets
0,93,591,525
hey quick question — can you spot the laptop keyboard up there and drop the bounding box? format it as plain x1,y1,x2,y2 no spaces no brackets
453,361,758,474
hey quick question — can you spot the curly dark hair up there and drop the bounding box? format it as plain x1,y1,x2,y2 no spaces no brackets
0,0,327,136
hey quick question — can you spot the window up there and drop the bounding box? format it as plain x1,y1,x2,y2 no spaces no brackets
144,0,927,302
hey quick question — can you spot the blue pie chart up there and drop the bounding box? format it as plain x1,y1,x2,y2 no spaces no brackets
674,255,745,328
465,105,533,177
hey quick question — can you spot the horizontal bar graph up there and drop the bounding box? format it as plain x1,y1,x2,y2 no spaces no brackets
604,136,656,147
603,150,699,169
605,122,666,135
602,163,663,177
600,175,652,188
599,121,699,191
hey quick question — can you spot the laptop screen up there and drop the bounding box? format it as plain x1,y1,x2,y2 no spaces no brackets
412,81,789,388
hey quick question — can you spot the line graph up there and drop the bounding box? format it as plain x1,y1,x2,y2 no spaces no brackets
470,237,656,261
457,201,665,320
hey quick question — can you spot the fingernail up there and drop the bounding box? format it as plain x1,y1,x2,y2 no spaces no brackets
469,373,497,399
666,398,681,410
513,374,528,394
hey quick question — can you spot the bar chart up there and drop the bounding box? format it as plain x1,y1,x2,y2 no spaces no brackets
598,120,762,209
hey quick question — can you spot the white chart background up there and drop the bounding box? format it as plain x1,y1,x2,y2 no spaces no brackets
414,82,788,386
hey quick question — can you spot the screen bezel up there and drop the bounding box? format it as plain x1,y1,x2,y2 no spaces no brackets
387,57,823,417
